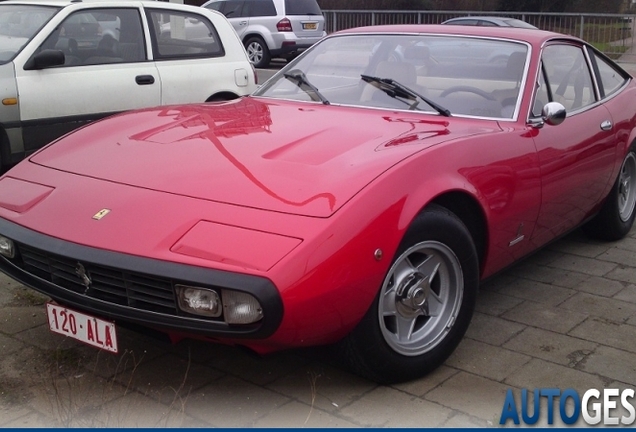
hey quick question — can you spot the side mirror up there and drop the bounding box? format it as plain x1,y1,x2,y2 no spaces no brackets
23,49,65,70
542,101,566,126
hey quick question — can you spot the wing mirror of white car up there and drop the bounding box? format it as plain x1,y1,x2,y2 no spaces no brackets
23,49,65,70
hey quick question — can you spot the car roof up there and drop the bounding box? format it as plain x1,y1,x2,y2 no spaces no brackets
334,24,578,46
0,0,157,6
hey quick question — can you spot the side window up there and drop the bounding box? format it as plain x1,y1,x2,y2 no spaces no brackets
542,44,596,111
37,8,145,66
592,51,627,98
204,1,225,13
245,0,276,17
450,19,478,26
531,63,550,117
223,0,245,18
147,9,225,59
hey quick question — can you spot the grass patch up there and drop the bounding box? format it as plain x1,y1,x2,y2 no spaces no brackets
591,43,629,59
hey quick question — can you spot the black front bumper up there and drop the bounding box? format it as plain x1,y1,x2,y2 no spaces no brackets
0,218,283,339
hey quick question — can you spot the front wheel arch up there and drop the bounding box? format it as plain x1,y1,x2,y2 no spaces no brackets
431,192,488,270
338,203,480,384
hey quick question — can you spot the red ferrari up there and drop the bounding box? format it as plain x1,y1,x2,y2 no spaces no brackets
0,25,634,384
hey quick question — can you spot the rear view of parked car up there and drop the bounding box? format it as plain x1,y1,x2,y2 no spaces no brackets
0,0,257,169
202,0,326,68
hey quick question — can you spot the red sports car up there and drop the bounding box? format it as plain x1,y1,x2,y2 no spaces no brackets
0,25,634,384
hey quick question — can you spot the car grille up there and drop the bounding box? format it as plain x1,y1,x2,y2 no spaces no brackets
17,242,179,315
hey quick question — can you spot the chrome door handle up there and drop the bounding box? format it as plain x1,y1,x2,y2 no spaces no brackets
600,120,613,131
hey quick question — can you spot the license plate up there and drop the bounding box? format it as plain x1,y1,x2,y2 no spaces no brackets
302,22,317,30
47,303,118,353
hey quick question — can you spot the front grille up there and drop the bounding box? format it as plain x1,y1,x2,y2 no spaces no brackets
18,243,179,315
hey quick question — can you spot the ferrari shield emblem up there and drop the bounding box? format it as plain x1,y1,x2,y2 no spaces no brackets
92,209,111,220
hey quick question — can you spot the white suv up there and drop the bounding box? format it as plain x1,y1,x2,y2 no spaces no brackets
202,0,326,68
0,0,257,168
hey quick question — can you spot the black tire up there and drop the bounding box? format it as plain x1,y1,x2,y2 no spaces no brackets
584,144,636,241
206,93,238,103
338,204,479,384
244,37,271,69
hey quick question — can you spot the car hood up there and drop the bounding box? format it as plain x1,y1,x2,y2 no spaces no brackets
31,97,498,217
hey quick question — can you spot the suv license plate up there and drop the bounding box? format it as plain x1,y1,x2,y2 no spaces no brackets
47,303,118,353
302,22,317,30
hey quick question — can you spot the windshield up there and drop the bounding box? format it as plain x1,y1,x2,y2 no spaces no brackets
0,5,59,63
255,34,529,119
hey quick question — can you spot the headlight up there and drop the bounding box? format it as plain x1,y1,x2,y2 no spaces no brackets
175,285,263,324
176,285,222,317
0,235,15,258
222,289,263,324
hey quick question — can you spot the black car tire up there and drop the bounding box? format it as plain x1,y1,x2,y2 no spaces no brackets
339,204,479,384
584,144,636,241
245,36,271,69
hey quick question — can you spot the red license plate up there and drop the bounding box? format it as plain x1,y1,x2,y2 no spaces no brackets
47,303,118,353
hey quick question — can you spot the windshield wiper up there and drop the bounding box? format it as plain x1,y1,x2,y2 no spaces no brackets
361,74,451,116
284,69,330,105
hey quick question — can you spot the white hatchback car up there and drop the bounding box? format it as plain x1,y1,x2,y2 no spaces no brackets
0,0,257,168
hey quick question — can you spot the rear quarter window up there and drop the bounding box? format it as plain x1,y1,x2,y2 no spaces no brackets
593,52,628,98
148,9,225,59
246,0,275,17
284,0,321,15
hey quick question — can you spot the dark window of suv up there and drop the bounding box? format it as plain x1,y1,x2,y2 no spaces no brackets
245,0,276,17
284,0,321,15
222,0,245,18
204,1,223,12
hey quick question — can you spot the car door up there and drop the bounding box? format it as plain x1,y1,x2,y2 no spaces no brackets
530,43,617,247
14,7,160,153
219,0,248,39
145,8,242,105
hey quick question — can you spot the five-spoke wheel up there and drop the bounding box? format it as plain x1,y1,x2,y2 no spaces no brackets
379,241,463,357
585,145,636,240
618,152,636,222
339,204,479,384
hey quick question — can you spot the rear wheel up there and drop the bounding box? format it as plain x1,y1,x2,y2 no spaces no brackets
584,144,636,241
245,37,270,69
339,204,479,384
